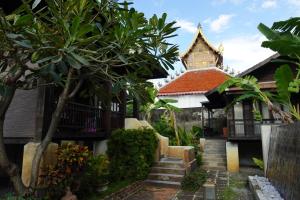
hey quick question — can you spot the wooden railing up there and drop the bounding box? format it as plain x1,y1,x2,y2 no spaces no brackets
44,101,124,139
228,119,279,139
59,102,102,133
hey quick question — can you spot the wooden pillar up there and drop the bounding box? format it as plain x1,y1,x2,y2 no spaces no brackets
208,109,211,128
133,98,140,120
102,81,112,136
201,107,205,129
119,89,127,128
34,81,46,142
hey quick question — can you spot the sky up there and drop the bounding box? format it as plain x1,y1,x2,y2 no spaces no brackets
130,0,300,77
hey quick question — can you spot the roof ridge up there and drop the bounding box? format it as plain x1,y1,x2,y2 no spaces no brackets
186,67,231,76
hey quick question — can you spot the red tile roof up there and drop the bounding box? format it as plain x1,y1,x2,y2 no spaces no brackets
158,68,229,96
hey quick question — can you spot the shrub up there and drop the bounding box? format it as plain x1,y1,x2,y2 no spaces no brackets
191,126,203,139
181,168,207,191
77,155,109,198
195,153,202,166
42,144,92,199
107,128,158,181
153,117,177,145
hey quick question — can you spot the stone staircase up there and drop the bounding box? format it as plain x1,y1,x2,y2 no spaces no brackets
202,139,227,170
145,157,186,187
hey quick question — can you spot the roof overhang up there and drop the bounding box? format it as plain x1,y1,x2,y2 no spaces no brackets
158,90,207,96
237,53,280,77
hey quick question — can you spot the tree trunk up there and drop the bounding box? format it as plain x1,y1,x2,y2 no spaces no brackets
29,69,73,189
0,86,27,195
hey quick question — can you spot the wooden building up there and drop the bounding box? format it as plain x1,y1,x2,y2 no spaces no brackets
204,53,300,166
0,0,168,173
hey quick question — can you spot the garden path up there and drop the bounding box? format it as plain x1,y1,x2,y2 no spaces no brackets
127,184,178,200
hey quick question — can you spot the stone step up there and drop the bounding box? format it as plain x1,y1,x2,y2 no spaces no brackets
204,140,226,144
204,146,225,149
203,153,226,158
148,173,184,182
203,158,226,162
155,160,185,169
202,165,227,170
202,158,226,163
203,149,225,154
151,167,186,175
144,180,181,187
203,161,226,166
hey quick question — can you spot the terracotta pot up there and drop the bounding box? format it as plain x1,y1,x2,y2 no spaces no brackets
223,127,228,138
97,181,109,192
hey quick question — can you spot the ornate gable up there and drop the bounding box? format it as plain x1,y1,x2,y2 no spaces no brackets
180,25,223,70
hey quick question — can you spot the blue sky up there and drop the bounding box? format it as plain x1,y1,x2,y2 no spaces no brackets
130,0,299,76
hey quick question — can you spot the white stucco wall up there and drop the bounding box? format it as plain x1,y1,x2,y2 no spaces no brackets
158,94,208,108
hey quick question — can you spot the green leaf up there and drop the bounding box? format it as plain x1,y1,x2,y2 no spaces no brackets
32,0,42,9
117,54,128,64
6,33,23,39
14,14,32,26
70,16,81,38
66,55,82,69
14,40,32,48
274,64,293,103
36,56,57,64
70,52,90,66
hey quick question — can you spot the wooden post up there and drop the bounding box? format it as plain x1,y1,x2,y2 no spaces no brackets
34,81,46,142
119,89,127,128
102,81,112,136
201,106,205,129
133,98,140,120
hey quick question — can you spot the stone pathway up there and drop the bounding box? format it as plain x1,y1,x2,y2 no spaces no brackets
127,185,178,200
172,170,229,200
127,168,260,200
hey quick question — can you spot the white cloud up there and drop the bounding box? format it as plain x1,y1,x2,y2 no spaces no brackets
262,0,277,8
176,19,198,34
212,0,243,5
287,0,300,6
153,0,165,7
210,14,235,33
222,34,274,71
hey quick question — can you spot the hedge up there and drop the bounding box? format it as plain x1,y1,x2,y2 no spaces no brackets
107,128,158,181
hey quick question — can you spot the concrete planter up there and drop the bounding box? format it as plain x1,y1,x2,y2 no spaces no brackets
260,125,272,176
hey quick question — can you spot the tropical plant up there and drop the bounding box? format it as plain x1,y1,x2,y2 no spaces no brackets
252,157,264,170
140,86,180,121
218,17,300,123
0,0,179,195
77,155,109,198
139,86,182,144
42,144,92,199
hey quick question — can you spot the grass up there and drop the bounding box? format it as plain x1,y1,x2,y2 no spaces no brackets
85,180,133,200
220,174,248,200
181,167,207,192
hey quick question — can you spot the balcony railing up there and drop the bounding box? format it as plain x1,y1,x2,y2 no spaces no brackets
228,119,280,139
59,102,103,133
43,101,124,139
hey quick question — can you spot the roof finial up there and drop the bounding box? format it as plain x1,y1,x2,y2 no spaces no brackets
197,22,202,30
218,43,224,55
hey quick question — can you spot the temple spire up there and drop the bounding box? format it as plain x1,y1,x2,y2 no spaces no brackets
197,22,202,30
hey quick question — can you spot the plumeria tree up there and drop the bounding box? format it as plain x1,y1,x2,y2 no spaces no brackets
0,0,179,195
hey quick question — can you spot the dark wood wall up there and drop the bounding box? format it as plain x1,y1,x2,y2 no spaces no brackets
4,89,39,140
246,61,298,82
